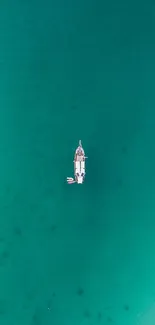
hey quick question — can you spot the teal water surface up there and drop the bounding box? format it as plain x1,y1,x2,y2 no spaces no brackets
0,0,155,324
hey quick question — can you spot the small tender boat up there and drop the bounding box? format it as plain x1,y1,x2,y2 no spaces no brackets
67,140,87,184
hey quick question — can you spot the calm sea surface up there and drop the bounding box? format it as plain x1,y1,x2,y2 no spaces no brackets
0,0,155,324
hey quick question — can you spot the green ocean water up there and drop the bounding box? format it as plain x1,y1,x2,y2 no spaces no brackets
1,0,155,324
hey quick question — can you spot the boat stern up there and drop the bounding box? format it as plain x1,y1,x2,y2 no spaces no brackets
77,175,83,184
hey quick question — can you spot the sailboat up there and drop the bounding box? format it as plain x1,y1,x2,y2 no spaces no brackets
67,140,87,184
